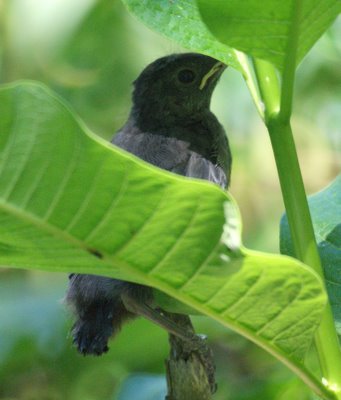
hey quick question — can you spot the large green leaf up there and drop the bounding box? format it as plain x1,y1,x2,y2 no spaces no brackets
197,0,341,71
281,175,341,333
121,0,242,71
0,82,326,377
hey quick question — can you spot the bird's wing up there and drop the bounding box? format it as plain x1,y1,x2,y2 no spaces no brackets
184,151,227,189
112,132,226,188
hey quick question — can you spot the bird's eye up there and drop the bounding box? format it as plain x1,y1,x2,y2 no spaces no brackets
177,69,196,84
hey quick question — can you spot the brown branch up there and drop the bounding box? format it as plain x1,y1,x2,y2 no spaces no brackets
164,313,216,400
121,293,216,398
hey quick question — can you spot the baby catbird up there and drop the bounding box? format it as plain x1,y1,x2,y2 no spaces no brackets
66,53,232,355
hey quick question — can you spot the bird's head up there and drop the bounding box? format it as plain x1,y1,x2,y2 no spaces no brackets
131,53,226,129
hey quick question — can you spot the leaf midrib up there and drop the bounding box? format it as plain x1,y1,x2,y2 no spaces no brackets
0,198,302,347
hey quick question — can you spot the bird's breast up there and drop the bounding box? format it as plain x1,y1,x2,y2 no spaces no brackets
112,131,227,188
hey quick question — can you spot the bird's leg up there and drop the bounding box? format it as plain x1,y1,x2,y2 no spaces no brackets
121,291,199,343
121,292,216,394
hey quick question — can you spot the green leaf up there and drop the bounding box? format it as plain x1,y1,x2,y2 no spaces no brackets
0,82,326,378
281,175,341,333
121,0,242,71
196,0,341,70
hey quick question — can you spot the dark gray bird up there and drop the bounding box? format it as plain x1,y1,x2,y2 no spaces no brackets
66,53,232,356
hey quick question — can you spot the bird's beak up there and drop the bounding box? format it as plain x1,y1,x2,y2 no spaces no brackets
199,61,226,90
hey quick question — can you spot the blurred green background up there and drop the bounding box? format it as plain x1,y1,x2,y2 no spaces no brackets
0,0,340,399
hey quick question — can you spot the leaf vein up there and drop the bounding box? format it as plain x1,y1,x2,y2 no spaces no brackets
256,284,303,336
221,269,265,316
178,240,222,290
114,189,167,255
83,168,129,241
65,157,107,233
148,198,202,275
43,136,81,221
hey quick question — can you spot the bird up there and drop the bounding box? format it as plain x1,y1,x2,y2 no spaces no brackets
65,52,232,356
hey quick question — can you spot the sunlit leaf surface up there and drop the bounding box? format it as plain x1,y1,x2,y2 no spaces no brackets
0,82,326,374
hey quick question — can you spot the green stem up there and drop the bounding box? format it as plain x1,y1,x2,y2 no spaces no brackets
234,51,265,119
266,120,324,274
267,120,341,398
253,58,280,121
249,0,341,397
252,56,341,400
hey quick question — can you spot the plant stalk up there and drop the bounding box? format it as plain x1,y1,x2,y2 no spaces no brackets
253,58,280,121
235,51,265,119
250,0,341,392
266,120,341,398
